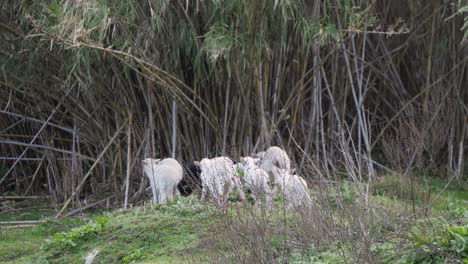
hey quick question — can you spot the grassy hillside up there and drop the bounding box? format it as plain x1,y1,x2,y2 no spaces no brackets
1,178,467,263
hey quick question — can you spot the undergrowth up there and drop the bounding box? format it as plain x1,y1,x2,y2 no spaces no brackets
0,177,466,263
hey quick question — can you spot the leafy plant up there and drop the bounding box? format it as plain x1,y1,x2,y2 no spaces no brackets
236,168,245,178
408,224,468,263
122,247,145,264
447,199,467,219
44,216,108,250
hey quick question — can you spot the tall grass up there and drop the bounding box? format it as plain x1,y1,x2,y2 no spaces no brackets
0,0,466,206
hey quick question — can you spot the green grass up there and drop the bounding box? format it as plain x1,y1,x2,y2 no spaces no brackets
0,217,87,263
0,225,51,262
371,175,468,217
0,177,466,263
1,196,214,263
0,199,55,222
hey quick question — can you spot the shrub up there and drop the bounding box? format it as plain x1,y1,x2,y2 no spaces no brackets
407,223,468,263
44,216,108,250
122,248,145,264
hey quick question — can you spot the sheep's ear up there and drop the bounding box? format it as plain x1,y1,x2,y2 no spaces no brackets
194,161,201,167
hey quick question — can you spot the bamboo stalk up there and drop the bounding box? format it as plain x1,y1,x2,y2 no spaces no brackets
124,113,132,209
0,86,75,185
0,220,46,225
56,120,128,218
63,195,115,218
0,196,49,200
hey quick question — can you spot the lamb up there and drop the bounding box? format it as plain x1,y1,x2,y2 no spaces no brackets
238,157,272,207
194,157,245,204
142,158,183,204
256,146,292,193
273,168,312,210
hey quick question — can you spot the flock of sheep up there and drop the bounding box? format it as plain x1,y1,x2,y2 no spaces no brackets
142,146,312,210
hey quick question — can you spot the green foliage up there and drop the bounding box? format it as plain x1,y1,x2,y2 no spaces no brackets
202,22,243,63
325,181,358,208
408,224,468,263
236,167,245,178
122,247,145,264
156,195,209,217
0,179,467,263
301,19,340,46
444,197,468,219
44,216,107,251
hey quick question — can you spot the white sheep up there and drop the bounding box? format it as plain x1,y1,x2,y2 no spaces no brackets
194,157,245,204
257,146,292,193
238,157,272,207
142,158,183,204
273,168,312,210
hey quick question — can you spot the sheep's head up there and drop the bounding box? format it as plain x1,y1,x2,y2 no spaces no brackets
142,158,162,175
240,157,259,169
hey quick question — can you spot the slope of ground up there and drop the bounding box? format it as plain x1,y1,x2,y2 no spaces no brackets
0,177,466,263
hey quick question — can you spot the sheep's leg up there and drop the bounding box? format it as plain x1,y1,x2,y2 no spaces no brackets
169,183,178,202
271,185,280,197
165,185,173,202
265,189,273,208
150,176,158,203
200,183,207,201
236,179,246,201
168,191,174,202
148,180,155,203
220,181,228,204
238,187,246,201
158,186,167,204
267,172,280,196
174,184,180,199
154,187,160,204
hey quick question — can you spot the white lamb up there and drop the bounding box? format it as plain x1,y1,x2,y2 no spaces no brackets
142,158,183,204
273,168,312,210
238,157,272,207
257,146,292,193
194,157,245,204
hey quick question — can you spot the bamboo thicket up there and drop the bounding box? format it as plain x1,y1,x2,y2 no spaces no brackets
0,0,466,205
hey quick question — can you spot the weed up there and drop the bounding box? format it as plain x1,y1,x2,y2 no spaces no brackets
44,216,107,251
122,247,145,263
407,222,468,263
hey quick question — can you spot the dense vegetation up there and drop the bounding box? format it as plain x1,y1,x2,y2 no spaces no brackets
1,0,466,201
0,0,467,263
1,181,467,263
